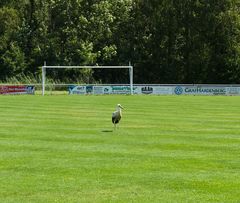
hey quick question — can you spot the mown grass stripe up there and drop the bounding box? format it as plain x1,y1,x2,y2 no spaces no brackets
0,95,240,202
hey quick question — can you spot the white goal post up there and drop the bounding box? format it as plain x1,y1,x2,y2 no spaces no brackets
41,62,134,95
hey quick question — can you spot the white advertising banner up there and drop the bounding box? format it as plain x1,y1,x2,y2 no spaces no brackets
69,86,86,94
136,86,173,95
153,86,173,95
173,86,227,95
226,87,240,95
68,85,240,95
93,86,105,94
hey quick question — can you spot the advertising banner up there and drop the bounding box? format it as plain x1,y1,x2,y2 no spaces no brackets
68,85,240,95
136,86,173,95
69,85,139,95
0,85,35,95
226,87,240,95
93,86,105,94
69,86,86,94
153,86,173,95
173,86,227,95
111,86,139,94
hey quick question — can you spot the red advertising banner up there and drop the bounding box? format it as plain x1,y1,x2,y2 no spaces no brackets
0,85,35,95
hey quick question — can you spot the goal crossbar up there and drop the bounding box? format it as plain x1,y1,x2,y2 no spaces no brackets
41,64,134,95
43,66,131,69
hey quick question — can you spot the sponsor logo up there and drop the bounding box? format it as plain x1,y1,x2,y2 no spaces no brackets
141,87,153,94
112,86,131,94
112,86,130,91
93,86,104,94
227,87,239,95
86,86,93,93
185,87,226,95
69,86,86,94
104,88,109,93
26,86,35,94
174,86,183,95
77,86,85,91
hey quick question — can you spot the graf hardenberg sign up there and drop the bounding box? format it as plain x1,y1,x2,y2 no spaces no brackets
69,85,240,95
174,86,226,95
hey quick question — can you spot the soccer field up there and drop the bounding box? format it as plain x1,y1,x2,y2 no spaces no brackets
0,95,240,202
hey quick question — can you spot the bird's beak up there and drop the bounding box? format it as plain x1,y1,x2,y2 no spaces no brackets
120,105,124,109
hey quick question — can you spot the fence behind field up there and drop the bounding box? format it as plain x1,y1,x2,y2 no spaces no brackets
1,84,240,95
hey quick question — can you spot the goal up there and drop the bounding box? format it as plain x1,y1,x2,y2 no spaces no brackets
41,62,133,95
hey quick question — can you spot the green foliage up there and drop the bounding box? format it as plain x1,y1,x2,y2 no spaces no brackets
0,6,19,37
127,0,240,83
1,43,26,79
0,0,239,83
4,72,41,84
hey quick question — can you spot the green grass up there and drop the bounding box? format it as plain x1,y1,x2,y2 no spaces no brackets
0,95,240,203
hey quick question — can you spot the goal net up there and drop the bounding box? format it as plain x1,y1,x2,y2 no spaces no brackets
41,63,133,95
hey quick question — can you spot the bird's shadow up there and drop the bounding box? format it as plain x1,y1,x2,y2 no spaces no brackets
101,130,113,133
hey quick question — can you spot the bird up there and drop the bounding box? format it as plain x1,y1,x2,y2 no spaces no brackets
112,104,124,129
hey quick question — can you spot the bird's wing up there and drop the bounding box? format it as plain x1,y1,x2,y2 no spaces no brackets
112,111,117,117
112,111,120,119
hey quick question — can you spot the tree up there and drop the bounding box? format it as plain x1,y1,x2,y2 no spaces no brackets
0,0,239,84
0,6,23,80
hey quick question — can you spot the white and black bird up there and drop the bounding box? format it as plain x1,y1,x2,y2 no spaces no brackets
112,104,124,128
